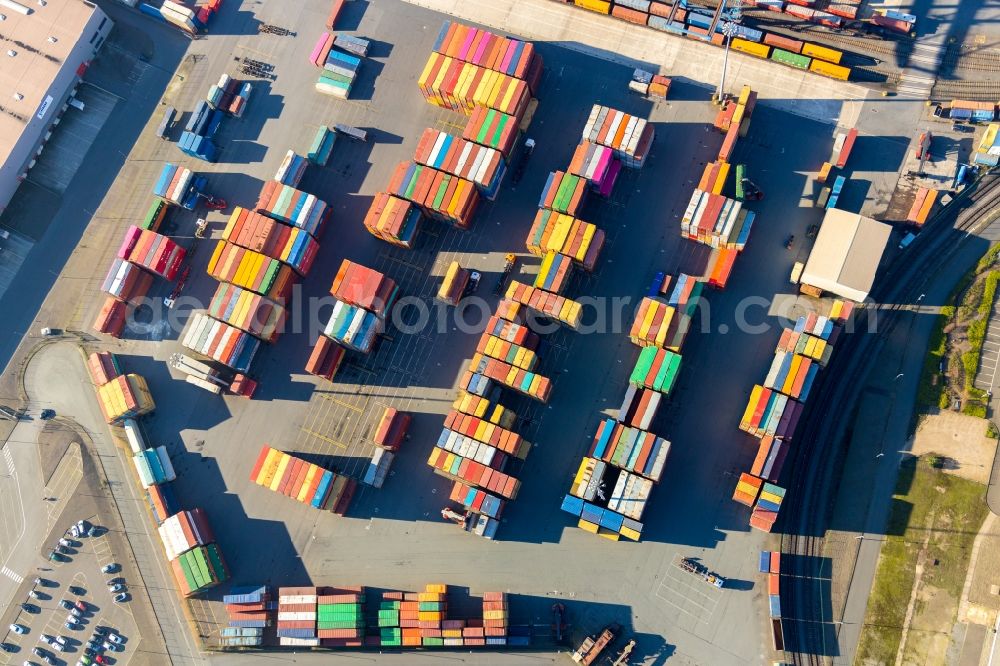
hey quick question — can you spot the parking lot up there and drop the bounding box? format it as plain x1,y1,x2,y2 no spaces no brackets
0,0,921,663
0,513,139,666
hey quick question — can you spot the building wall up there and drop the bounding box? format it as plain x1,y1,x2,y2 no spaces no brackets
0,3,113,216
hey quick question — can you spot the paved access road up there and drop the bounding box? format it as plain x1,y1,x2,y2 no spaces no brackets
5,341,206,666
0,0,930,664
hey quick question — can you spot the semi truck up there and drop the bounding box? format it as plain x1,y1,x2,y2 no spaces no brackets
572,624,618,664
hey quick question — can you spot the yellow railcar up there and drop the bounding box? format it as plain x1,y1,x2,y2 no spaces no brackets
802,43,843,64
732,38,771,59
808,59,851,81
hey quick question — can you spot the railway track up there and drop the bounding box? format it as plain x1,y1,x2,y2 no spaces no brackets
781,175,1000,665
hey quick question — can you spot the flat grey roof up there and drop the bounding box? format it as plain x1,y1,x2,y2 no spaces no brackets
800,208,891,302
0,0,101,168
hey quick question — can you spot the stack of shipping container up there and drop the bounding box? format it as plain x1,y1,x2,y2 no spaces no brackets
733,305,852,531
95,212,191,338
224,583,525,648
181,312,261,373
157,509,229,596
249,445,356,515
414,128,508,201
311,29,369,99
526,209,605,272
96,374,156,424
308,126,337,166
562,0,853,79
759,551,786,651
361,20,541,248
221,585,270,647
138,0,222,37
314,259,398,356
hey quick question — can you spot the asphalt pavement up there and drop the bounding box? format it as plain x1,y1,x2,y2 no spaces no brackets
0,0,933,664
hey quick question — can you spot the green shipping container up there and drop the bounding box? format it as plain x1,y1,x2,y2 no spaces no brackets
770,48,810,69
141,199,168,231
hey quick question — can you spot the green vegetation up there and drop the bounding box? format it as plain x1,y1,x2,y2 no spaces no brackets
855,455,987,665
916,306,955,412
917,244,1000,416
987,421,999,439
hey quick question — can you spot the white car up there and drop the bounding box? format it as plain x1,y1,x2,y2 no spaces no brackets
9,624,26,634
106,633,123,644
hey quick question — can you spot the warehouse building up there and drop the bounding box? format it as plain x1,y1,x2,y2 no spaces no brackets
799,208,892,302
0,0,112,216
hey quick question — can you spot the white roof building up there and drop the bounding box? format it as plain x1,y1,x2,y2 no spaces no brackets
800,208,891,302
0,0,112,215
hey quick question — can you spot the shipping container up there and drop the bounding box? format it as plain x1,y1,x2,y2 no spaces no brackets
363,193,422,248
256,181,329,237
251,445,356,514
581,105,655,168
505,280,583,329
208,283,286,342
526,209,605,271
305,336,346,381
387,161,480,229
97,374,155,424
329,260,399,319
181,312,261,372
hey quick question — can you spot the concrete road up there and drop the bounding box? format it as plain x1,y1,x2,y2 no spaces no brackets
0,0,929,664
10,341,206,666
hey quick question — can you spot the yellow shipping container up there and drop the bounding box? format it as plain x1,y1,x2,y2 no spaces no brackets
741,385,763,427
712,162,730,195
783,356,802,394
808,58,850,81
731,38,770,59
578,518,600,533
550,214,574,251
620,526,641,541
207,239,225,274
256,448,279,485
802,43,842,64
269,453,290,492
296,466,319,502
598,527,621,541
574,0,611,14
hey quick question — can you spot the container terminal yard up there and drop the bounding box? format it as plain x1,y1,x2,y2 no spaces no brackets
0,0,999,665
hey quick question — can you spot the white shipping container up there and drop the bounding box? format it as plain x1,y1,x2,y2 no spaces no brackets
133,454,154,488
185,375,223,394
123,418,145,453
155,446,177,481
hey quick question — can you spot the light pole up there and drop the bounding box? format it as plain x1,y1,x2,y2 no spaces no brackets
717,21,736,104
715,4,742,104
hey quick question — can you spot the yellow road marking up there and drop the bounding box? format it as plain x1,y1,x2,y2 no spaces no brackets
300,428,346,449
319,394,363,413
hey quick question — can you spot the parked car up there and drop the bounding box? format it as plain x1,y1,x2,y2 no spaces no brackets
74,600,88,612
101,563,118,574
76,520,89,534
21,603,38,613
28,589,41,599
9,624,26,634
106,633,123,645
113,593,129,604
0,643,11,652
58,538,72,548
49,552,68,563
59,599,73,610
64,621,80,631
108,584,124,593
69,585,85,595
